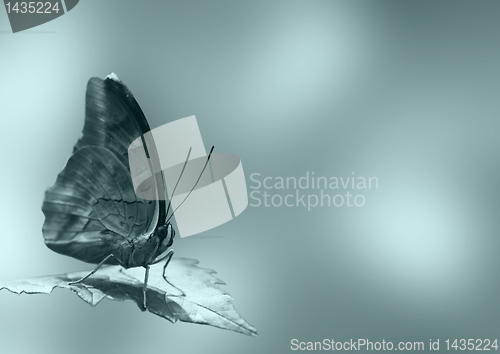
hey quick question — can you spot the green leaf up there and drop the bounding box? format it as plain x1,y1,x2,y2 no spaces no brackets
0,258,257,337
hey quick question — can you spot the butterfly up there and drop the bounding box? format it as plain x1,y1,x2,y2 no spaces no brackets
41,74,211,309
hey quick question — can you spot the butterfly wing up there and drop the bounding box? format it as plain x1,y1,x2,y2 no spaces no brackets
42,75,166,265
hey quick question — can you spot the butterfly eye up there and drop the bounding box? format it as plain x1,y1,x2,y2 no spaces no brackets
158,223,174,248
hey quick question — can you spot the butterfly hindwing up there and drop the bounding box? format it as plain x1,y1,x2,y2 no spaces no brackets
42,76,165,265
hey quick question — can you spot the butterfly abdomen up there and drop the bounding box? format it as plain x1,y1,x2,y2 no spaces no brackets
106,223,174,268
114,234,162,268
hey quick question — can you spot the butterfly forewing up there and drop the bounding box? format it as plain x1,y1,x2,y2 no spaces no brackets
42,76,166,265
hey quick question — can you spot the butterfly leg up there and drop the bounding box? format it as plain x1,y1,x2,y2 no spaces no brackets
142,265,150,311
142,250,176,310
160,250,186,297
68,254,119,285
161,249,174,279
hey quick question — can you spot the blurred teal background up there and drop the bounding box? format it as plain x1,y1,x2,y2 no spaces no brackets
1,1,499,353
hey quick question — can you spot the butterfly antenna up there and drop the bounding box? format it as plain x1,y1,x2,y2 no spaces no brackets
165,146,214,224
165,147,192,222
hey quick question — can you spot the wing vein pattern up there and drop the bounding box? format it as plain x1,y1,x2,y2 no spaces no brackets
42,77,166,265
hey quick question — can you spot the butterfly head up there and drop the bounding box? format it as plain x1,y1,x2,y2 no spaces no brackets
156,223,175,249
